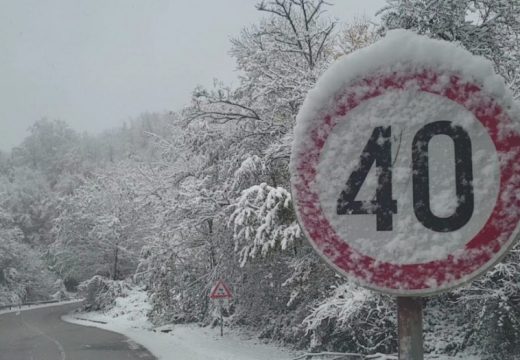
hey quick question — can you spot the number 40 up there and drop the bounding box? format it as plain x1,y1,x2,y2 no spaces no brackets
336,121,474,233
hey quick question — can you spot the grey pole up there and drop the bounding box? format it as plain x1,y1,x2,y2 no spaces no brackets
397,297,423,360
219,299,224,337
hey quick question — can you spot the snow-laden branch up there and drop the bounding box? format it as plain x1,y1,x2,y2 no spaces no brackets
229,183,301,266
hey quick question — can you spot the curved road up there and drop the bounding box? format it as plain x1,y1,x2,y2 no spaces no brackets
0,302,156,360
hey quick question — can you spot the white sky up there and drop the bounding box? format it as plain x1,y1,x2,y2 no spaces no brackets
0,0,385,150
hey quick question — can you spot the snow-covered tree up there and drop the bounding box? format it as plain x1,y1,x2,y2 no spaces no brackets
0,166,55,244
379,0,520,96
50,163,151,282
11,119,81,187
0,196,57,303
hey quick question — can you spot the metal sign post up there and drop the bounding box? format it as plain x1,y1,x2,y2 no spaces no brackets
397,297,423,360
219,299,224,337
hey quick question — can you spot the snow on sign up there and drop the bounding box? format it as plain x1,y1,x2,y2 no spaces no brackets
290,30,520,296
209,280,232,299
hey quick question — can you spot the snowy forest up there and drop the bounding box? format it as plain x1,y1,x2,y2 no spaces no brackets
1,0,520,359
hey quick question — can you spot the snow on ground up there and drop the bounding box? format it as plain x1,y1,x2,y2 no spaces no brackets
61,288,480,360
62,288,300,360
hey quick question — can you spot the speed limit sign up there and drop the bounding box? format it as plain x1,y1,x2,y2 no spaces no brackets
290,30,520,295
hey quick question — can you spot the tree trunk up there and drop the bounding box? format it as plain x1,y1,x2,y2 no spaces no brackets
113,245,119,280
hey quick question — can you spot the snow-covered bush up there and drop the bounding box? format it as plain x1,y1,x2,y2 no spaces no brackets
63,277,79,292
79,275,131,311
50,279,72,301
303,283,396,354
137,239,217,325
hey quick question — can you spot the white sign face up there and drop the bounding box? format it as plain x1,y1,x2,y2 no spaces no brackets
290,30,520,295
317,91,500,265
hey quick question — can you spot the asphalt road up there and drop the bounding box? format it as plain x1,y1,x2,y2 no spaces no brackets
0,302,156,360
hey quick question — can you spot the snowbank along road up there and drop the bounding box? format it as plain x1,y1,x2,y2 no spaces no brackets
0,302,156,360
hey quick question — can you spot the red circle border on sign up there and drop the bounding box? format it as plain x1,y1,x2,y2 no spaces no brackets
293,70,520,295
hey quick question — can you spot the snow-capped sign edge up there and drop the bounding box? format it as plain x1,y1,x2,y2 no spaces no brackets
290,30,520,296
292,29,519,154
209,280,233,299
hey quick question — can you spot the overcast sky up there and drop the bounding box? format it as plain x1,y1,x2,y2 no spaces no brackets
0,0,385,150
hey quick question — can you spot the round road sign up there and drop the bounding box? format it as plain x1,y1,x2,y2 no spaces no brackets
290,30,520,295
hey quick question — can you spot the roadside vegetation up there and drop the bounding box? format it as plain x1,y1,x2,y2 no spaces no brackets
1,1,519,358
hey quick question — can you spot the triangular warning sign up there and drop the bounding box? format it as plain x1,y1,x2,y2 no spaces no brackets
209,280,232,299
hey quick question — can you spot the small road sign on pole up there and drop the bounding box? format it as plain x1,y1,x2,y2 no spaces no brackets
209,280,232,337
290,30,520,359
